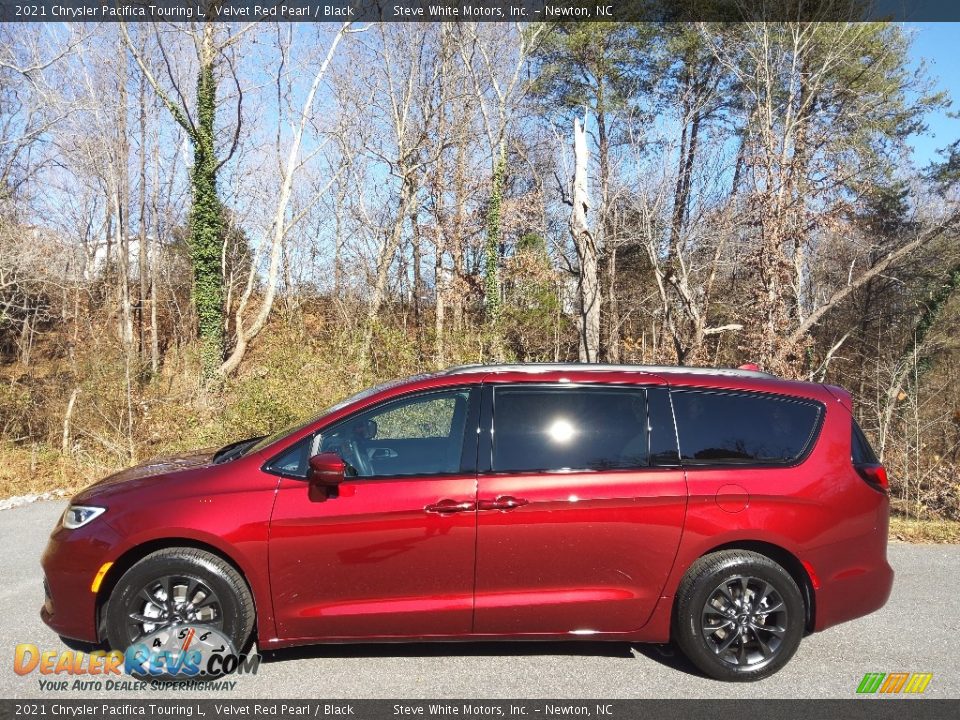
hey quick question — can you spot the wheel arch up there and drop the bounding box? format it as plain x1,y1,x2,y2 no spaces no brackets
94,537,258,644
682,540,816,632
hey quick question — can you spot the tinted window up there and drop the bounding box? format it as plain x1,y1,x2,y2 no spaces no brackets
492,386,649,472
671,390,821,464
266,388,476,478
267,439,311,477
852,420,879,464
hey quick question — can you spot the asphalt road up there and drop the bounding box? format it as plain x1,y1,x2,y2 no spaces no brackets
1,500,957,700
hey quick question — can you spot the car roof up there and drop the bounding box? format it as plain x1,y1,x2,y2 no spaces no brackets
430,363,830,402
442,363,775,380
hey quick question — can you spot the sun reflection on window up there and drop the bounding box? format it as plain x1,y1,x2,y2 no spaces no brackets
547,418,576,443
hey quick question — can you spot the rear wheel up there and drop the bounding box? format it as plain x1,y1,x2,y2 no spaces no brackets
103,548,254,656
674,550,804,681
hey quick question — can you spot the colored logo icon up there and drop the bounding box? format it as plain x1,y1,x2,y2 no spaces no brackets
857,672,933,694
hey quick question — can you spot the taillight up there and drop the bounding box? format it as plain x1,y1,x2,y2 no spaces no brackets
856,463,889,493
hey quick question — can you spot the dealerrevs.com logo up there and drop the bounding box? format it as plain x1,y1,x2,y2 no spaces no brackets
14,624,260,691
856,672,934,695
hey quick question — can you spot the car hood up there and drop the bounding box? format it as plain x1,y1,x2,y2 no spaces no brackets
73,448,217,503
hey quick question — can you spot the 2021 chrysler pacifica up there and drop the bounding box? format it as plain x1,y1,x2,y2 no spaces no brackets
41,363,893,681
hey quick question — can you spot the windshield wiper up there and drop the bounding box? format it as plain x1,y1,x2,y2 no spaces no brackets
213,436,266,464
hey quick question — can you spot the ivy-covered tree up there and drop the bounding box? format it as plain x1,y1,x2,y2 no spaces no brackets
502,233,563,360
457,23,546,353
121,13,245,377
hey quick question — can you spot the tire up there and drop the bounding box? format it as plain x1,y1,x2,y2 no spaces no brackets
103,548,255,658
674,550,804,681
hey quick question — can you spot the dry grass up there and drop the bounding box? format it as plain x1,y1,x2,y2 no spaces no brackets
889,515,960,544
0,443,106,499
0,320,452,501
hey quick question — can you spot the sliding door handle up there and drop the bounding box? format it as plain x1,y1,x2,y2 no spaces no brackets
424,499,475,514
478,496,529,512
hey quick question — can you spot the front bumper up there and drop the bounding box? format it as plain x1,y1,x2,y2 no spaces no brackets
40,519,120,644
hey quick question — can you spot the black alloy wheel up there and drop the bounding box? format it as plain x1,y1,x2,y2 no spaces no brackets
104,548,255,658
674,550,805,681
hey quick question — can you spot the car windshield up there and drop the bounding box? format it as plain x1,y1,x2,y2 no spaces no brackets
243,374,433,456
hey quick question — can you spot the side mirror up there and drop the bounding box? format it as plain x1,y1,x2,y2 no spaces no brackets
307,452,346,502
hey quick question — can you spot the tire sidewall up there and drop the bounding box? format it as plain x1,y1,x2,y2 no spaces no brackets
104,552,249,657
676,553,805,681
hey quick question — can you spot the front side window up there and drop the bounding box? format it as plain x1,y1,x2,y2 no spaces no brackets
491,386,651,473
670,389,822,465
248,374,432,456
266,388,476,479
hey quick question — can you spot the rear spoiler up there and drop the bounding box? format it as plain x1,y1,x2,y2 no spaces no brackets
823,384,853,413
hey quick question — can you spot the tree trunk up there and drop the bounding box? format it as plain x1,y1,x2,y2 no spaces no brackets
334,185,345,296
219,22,350,376
137,71,149,365
571,115,600,363
62,388,80,455
190,25,226,377
149,142,161,375
596,101,620,363
435,248,446,366
605,243,621,362
433,23,452,367
671,106,701,251
450,137,467,333
362,173,417,363
116,42,134,354
484,142,505,324
412,210,422,322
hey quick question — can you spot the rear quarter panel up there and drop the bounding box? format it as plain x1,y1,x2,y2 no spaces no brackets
654,377,888,634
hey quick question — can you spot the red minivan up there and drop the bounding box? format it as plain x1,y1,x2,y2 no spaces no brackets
41,364,893,681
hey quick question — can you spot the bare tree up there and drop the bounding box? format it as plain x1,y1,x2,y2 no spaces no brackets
569,115,600,362
219,22,358,375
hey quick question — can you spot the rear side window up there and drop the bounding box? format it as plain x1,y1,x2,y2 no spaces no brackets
670,390,822,465
851,420,879,464
492,386,652,473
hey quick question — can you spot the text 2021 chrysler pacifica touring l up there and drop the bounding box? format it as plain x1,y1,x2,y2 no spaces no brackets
41,363,893,681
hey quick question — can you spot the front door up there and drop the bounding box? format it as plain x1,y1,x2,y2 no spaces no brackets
473,384,687,635
268,387,479,641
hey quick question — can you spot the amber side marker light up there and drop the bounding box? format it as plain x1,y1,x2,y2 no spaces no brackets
90,562,113,593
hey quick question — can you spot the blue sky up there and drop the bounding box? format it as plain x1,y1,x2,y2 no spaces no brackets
907,23,960,166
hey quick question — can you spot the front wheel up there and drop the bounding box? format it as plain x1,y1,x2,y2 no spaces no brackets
103,548,255,660
674,550,805,681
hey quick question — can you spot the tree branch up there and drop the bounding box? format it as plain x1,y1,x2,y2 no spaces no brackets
119,21,195,139
788,221,957,345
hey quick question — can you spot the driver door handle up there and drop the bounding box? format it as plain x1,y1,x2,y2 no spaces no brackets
478,496,529,512
424,499,475,514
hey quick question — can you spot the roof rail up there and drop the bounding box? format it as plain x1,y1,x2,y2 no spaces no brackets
442,363,775,379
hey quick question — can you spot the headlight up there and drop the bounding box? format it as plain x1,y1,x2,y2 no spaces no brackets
62,505,106,530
